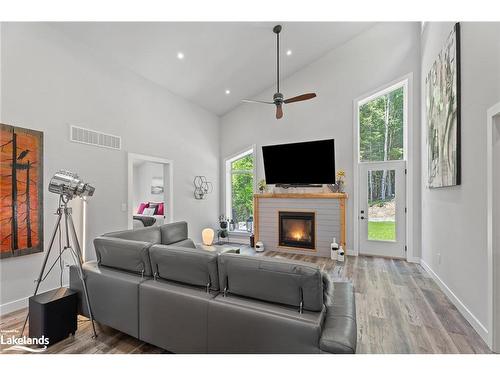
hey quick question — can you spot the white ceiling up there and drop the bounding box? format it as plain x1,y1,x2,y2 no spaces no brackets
52,22,376,115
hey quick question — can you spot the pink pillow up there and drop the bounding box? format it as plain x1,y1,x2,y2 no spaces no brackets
157,202,164,216
137,202,148,214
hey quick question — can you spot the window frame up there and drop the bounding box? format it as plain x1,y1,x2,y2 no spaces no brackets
224,146,256,233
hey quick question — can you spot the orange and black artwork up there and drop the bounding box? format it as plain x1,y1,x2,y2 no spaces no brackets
0,124,43,259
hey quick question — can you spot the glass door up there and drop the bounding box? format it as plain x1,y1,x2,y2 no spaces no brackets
358,161,406,258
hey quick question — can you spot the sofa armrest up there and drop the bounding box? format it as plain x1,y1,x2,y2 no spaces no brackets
94,236,153,276
320,282,357,354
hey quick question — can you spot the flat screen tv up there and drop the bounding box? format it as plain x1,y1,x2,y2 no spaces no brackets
262,139,335,186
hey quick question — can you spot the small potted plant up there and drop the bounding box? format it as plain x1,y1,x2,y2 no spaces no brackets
336,169,345,192
258,179,267,193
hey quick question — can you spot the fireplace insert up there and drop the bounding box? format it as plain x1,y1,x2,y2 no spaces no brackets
278,211,315,250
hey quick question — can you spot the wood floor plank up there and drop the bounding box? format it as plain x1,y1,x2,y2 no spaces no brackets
0,253,491,354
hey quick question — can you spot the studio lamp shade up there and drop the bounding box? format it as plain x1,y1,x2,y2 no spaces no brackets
202,228,215,246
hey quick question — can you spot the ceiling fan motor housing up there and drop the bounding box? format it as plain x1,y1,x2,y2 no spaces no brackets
273,92,284,104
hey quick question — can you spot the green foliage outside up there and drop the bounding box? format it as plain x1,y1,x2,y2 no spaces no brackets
359,87,404,162
360,87,404,201
231,154,254,224
368,221,396,241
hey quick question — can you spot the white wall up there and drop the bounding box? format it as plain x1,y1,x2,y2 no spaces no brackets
420,22,500,342
133,161,165,212
0,23,220,314
220,22,421,255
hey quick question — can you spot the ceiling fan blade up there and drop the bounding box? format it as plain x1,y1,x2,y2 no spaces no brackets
283,93,317,104
242,99,274,104
276,104,283,119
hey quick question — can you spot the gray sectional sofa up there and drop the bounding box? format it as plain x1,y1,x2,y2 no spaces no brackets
70,221,357,354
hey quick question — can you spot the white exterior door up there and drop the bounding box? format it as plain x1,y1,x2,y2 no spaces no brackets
358,161,406,258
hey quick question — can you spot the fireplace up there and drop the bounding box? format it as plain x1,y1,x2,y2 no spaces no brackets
279,211,315,250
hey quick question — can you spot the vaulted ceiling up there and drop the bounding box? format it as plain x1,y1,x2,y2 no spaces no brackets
52,22,375,115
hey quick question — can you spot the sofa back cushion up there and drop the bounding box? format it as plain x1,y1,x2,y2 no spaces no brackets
149,245,219,291
94,237,153,276
159,221,189,245
104,226,161,244
218,254,324,312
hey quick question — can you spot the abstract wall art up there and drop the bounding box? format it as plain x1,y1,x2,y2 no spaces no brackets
426,23,461,188
0,124,44,259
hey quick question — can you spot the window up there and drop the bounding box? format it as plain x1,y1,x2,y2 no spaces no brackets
225,147,255,232
359,85,405,163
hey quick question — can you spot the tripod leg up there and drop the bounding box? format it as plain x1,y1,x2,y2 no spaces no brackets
20,211,63,337
67,211,98,338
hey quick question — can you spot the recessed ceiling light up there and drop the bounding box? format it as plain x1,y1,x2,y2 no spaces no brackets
286,49,292,56
225,89,231,95
177,52,184,60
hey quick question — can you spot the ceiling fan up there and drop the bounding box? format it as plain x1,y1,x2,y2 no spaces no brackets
242,24,317,119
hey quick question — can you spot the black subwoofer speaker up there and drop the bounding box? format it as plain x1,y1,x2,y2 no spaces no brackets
29,287,78,346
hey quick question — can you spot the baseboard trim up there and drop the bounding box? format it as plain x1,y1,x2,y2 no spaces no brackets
346,249,358,256
0,283,69,316
0,296,28,316
406,256,420,264
420,259,489,344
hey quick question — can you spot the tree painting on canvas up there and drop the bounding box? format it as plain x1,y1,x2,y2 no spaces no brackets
426,23,461,188
0,124,44,259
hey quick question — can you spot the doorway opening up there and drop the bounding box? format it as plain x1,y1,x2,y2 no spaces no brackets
127,153,173,230
354,77,409,259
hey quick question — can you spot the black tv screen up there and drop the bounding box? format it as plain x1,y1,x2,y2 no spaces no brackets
262,139,335,185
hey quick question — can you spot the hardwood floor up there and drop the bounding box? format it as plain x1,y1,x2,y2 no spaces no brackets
0,253,492,354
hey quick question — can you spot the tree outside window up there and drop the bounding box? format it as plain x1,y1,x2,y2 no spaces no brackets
227,151,254,231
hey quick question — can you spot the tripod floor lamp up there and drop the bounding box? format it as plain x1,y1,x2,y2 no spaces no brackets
21,170,98,338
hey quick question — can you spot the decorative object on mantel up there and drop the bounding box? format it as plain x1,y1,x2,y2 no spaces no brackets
0,123,44,259
193,175,213,199
426,22,461,188
335,169,345,192
327,169,346,193
201,228,215,246
258,179,267,193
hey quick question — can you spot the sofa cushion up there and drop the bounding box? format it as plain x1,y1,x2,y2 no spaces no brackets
150,245,219,291
218,253,324,312
94,236,153,276
207,293,324,353
104,226,161,244
159,221,189,245
140,279,215,353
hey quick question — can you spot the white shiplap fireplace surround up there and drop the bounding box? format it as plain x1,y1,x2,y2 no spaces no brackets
254,193,347,258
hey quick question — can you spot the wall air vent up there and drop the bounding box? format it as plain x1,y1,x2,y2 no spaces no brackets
70,125,121,150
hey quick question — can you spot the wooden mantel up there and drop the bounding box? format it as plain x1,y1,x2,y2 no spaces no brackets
253,192,348,251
